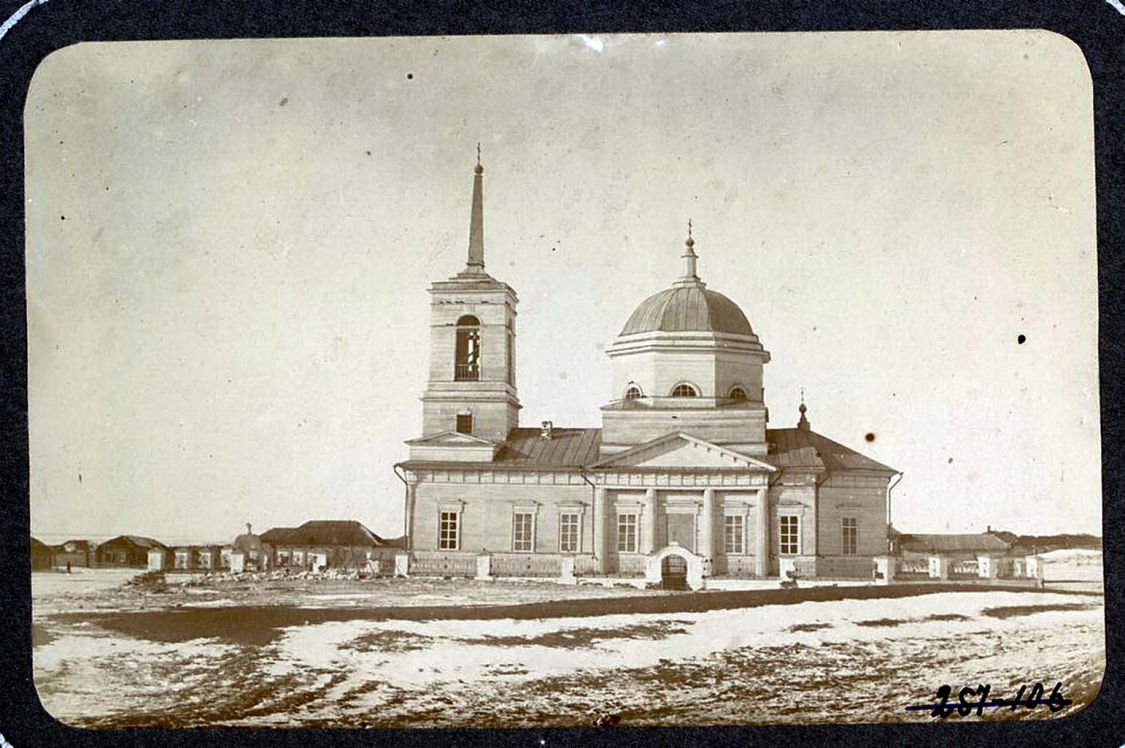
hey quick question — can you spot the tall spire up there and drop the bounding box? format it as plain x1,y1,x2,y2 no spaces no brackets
464,143,486,275
675,218,702,286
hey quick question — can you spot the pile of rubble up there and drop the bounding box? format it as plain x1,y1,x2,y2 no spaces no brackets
170,567,383,586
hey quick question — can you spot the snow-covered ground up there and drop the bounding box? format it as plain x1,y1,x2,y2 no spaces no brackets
31,569,1105,728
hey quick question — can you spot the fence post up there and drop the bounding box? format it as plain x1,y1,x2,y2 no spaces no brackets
559,556,576,585
475,554,492,581
928,555,949,580
394,552,410,577
874,555,894,585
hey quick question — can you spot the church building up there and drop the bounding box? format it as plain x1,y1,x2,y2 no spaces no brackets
395,157,900,585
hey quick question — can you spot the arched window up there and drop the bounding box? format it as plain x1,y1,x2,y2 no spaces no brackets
729,386,748,401
454,315,481,381
670,383,699,398
624,385,643,401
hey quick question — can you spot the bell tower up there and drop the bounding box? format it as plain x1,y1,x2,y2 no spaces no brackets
418,151,520,443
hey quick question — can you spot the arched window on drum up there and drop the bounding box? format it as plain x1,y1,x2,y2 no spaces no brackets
624,385,643,401
728,385,748,401
454,315,481,381
670,383,699,398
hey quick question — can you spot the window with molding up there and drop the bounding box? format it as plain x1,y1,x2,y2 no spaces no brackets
779,514,800,555
455,413,473,434
512,511,534,552
439,510,460,550
559,512,580,553
724,514,745,554
617,512,638,553
842,517,858,555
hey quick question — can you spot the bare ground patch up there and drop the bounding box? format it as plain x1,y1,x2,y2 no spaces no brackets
462,620,693,649
980,603,1097,620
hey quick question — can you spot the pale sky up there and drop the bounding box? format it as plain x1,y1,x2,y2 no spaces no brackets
26,32,1099,545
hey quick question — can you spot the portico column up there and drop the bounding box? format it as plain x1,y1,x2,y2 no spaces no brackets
593,487,607,573
642,488,656,554
699,488,714,560
755,487,769,577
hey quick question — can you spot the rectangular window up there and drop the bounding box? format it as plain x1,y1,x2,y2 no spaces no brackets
724,515,745,554
779,515,800,555
617,513,638,553
455,414,473,434
559,512,580,553
439,511,460,550
842,517,858,555
512,512,534,552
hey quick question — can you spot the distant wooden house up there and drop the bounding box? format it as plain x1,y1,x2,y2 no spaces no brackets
95,535,168,567
263,520,390,571
894,532,1013,559
31,537,54,570
52,539,94,568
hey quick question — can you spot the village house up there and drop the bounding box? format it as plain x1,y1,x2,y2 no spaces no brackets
52,539,94,568
31,537,53,570
96,535,168,567
261,520,389,571
395,158,901,587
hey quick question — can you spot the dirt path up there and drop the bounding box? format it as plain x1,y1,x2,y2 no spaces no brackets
62,582,1097,646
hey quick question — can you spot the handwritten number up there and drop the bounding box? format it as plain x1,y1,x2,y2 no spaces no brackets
931,685,953,718
1009,684,1026,710
1047,682,1073,712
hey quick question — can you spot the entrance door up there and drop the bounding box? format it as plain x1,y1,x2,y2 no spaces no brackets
661,554,689,590
665,513,696,552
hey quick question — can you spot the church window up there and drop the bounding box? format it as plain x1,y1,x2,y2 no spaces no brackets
729,386,748,401
617,513,638,553
724,515,745,554
454,315,481,381
559,512,580,553
455,413,473,434
779,515,800,555
512,512,534,552
842,517,858,555
670,383,699,398
624,385,642,401
439,511,460,550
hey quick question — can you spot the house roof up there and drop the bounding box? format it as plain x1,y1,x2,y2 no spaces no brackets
99,535,167,550
897,533,1013,553
259,527,297,543
266,520,383,548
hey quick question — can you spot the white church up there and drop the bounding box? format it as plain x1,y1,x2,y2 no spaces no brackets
395,157,899,588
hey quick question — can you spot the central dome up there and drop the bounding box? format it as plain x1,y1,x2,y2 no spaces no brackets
620,284,755,336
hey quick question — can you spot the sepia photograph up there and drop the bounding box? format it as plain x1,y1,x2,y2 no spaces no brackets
25,31,1102,728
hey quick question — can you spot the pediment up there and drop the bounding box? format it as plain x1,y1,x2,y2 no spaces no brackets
405,431,499,447
592,433,775,471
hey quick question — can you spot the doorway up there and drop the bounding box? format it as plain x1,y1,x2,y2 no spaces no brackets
661,554,689,590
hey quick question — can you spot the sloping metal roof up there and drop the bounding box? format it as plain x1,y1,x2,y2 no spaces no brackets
620,285,755,336
493,428,603,467
898,533,1012,553
405,426,895,476
764,428,898,473
279,520,384,547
